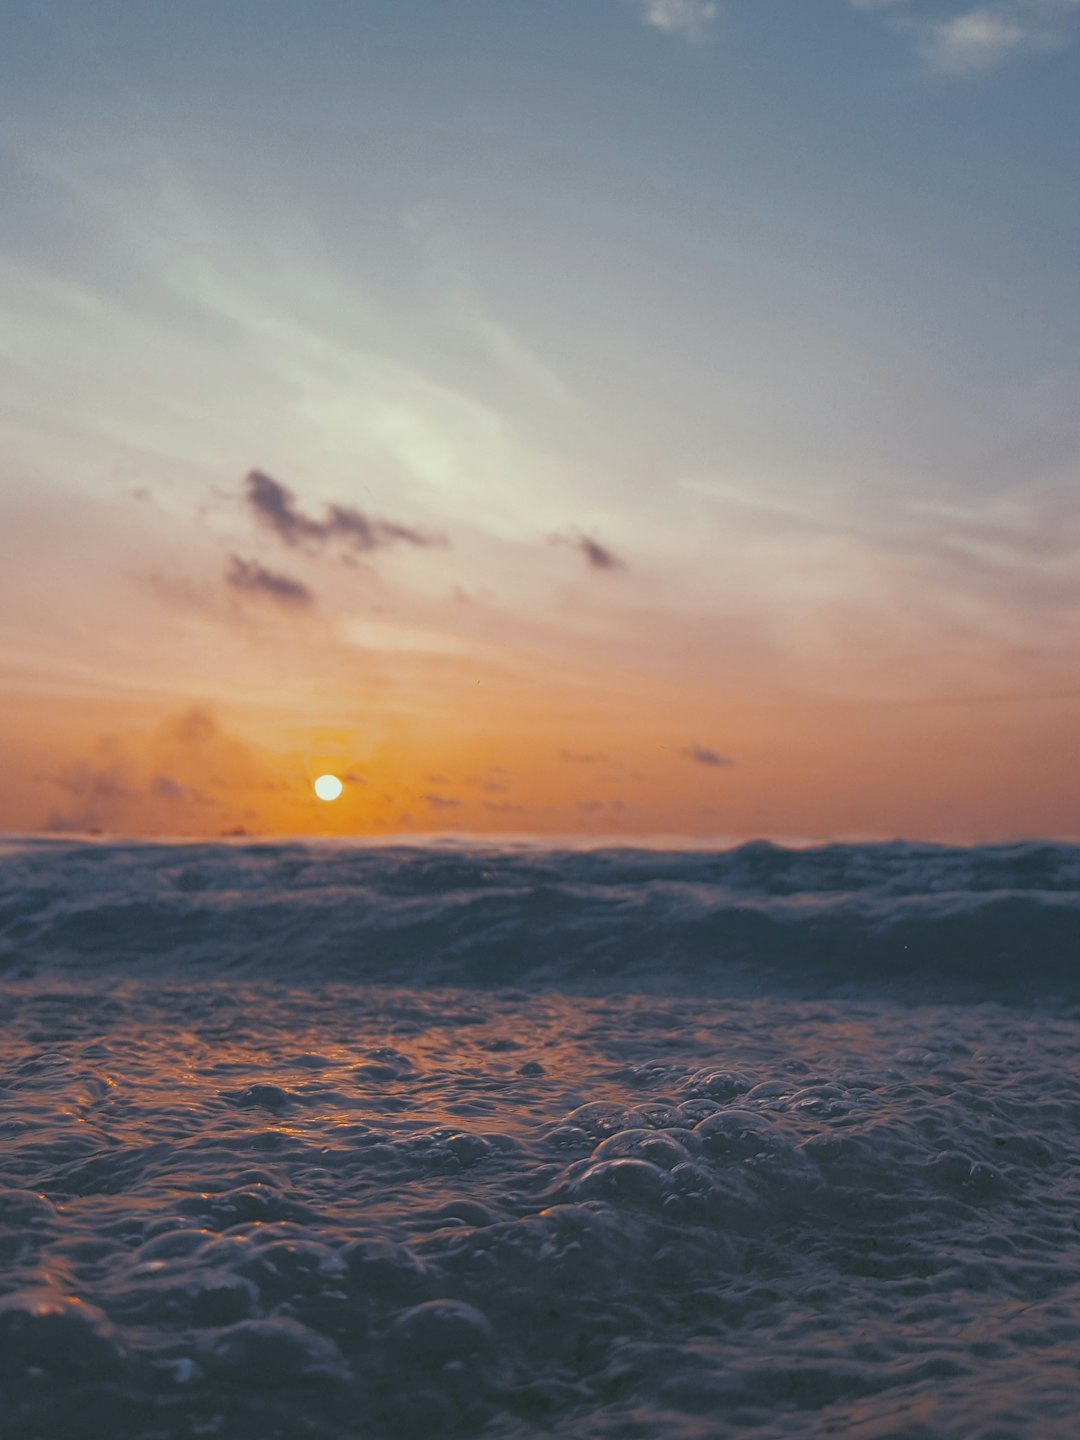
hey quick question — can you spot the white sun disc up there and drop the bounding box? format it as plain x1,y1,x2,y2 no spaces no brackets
314,773,344,802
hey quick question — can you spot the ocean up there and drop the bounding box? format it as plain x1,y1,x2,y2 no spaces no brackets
2,838,1079,1438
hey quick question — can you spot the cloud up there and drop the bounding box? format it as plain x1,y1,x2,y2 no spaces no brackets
921,6,1031,71
41,707,291,835
225,554,315,608
561,749,607,763
421,792,461,809
151,773,208,804
681,745,735,767
551,531,625,572
162,706,219,752
44,748,138,833
577,798,628,812
244,470,441,556
579,536,623,570
466,766,511,792
852,0,1080,74
634,0,720,41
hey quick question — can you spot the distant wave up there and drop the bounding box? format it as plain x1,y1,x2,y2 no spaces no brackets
2,838,1079,998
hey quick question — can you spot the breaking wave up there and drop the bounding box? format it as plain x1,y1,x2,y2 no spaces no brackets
2,837,1079,998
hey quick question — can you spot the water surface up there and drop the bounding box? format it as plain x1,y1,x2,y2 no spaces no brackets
2,840,1078,1438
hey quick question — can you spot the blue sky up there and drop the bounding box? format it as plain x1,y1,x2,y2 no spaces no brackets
1,1,1078,837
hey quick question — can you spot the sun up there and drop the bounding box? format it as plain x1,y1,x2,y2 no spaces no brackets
314,773,344,802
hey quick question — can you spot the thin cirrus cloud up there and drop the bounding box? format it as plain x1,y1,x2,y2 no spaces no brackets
244,470,442,556
225,555,315,609
682,745,735,767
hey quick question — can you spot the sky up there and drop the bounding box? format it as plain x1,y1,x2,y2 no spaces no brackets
1,0,1078,841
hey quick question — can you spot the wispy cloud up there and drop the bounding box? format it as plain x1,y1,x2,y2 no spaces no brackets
225,555,315,608
634,0,720,41
244,470,442,557
681,744,735,767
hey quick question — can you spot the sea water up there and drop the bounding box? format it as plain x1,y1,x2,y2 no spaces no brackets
1,838,1079,1438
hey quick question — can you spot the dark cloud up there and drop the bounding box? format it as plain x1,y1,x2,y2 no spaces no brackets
244,470,442,556
421,792,461,810
466,766,511,792
681,745,735,767
560,749,606,764
552,530,624,571
245,470,326,548
225,554,315,608
578,535,622,570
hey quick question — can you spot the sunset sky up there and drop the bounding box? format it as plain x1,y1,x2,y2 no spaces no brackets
2,0,1078,840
